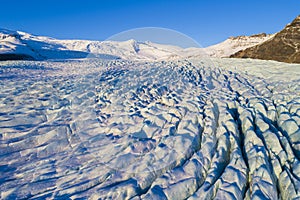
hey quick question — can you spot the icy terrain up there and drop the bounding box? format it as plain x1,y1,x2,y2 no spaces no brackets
0,58,300,199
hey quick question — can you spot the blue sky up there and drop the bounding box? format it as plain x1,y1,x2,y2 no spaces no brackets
1,0,299,47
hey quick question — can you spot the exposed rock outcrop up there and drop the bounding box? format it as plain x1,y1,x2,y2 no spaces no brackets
230,15,300,63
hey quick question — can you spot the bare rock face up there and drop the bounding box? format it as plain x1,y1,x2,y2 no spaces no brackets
230,15,300,63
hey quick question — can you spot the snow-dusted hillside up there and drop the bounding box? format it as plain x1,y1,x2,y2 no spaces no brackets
0,58,299,199
203,33,274,57
0,29,91,60
0,28,273,61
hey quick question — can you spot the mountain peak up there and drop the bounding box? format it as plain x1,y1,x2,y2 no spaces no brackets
287,15,300,27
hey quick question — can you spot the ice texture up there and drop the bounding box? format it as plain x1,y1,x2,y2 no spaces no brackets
0,58,299,199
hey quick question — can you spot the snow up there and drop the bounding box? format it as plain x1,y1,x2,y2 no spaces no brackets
0,57,299,199
203,34,274,57
0,29,273,61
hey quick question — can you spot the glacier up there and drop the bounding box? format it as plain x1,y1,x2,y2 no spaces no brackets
0,58,299,199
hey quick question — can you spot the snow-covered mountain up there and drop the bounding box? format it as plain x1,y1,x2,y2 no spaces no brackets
0,29,91,60
0,28,272,61
204,33,274,57
0,28,185,61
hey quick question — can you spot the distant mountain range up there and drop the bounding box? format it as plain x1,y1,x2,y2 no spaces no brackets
1,15,299,63
0,28,270,61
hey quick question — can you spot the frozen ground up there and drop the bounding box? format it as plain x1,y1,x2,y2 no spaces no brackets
0,58,300,199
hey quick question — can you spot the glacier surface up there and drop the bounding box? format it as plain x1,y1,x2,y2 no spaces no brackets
0,58,299,199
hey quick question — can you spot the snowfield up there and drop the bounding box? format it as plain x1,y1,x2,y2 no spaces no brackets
0,58,300,199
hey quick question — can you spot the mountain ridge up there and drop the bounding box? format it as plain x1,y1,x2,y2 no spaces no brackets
0,27,285,61
230,15,300,63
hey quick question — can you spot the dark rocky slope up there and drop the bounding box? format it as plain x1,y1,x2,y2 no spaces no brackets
230,15,300,63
